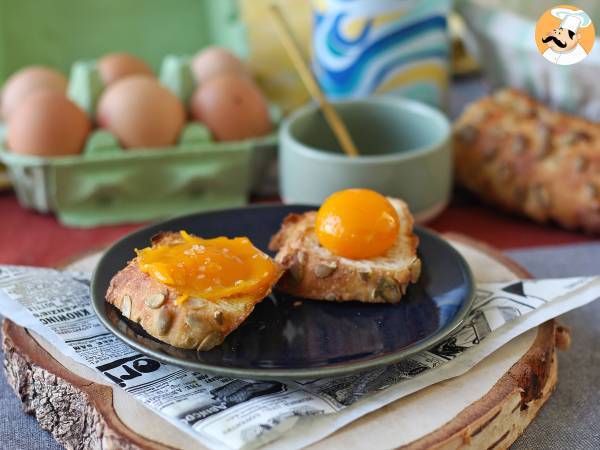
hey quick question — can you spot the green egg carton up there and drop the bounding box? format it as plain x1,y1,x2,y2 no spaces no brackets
0,120,279,227
0,52,281,228
0,0,280,227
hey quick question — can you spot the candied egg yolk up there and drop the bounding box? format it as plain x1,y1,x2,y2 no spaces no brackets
315,189,400,259
136,231,278,304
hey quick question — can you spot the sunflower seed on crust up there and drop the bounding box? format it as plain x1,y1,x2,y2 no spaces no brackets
374,276,401,304
186,298,206,309
185,314,202,329
197,331,222,351
156,309,172,335
145,293,166,309
214,310,224,325
121,295,132,319
314,262,337,278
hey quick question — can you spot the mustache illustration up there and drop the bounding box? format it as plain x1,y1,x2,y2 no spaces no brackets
542,35,567,48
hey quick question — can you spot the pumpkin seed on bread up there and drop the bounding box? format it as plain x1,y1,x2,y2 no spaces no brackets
454,88,600,233
106,231,283,350
269,197,421,304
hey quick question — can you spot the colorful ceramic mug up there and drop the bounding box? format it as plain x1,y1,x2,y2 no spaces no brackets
312,0,451,108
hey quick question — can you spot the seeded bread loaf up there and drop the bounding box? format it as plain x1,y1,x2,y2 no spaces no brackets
454,88,600,233
268,198,421,304
105,232,283,350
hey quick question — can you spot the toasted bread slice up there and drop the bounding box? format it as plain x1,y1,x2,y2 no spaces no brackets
106,232,283,350
269,198,421,304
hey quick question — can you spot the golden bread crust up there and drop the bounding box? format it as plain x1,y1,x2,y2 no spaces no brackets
453,88,600,233
269,198,421,303
105,232,282,350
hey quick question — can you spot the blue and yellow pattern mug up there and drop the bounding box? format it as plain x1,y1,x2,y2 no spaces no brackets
312,0,451,108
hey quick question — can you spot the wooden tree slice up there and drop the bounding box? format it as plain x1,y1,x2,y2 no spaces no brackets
1,234,570,450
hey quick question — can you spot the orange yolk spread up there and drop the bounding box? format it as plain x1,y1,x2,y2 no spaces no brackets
136,231,279,304
315,189,400,259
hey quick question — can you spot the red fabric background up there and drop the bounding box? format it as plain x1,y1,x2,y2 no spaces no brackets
0,193,594,267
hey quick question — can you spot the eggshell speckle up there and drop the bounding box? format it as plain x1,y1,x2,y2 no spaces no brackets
98,52,154,85
190,74,272,141
1,66,67,119
7,91,91,157
97,76,185,148
191,47,248,84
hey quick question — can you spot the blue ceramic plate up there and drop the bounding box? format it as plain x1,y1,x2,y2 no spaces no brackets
91,205,474,380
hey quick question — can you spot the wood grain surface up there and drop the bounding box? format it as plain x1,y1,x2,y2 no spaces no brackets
1,234,570,450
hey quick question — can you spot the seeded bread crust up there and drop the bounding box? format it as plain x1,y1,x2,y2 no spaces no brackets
105,232,283,350
454,88,600,234
268,198,421,304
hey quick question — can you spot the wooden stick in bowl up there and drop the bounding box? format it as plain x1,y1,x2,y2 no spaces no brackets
269,3,360,158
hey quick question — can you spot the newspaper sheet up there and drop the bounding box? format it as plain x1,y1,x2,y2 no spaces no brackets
0,266,598,450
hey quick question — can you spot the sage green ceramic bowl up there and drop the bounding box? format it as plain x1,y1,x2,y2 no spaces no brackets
279,97,452,221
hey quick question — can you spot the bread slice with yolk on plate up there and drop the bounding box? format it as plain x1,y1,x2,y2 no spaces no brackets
269,197,421,304
106,231,283,350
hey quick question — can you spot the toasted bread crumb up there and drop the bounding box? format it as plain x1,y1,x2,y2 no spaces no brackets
269,198,421,304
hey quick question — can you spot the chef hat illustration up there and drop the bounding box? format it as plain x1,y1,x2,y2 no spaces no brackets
551,8,592,33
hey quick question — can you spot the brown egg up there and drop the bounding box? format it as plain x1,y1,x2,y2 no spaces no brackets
190,74,272,142
1,66,67,119
191,47,248,84
7,91,91,156
98,52,154,85
97,76,185,148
